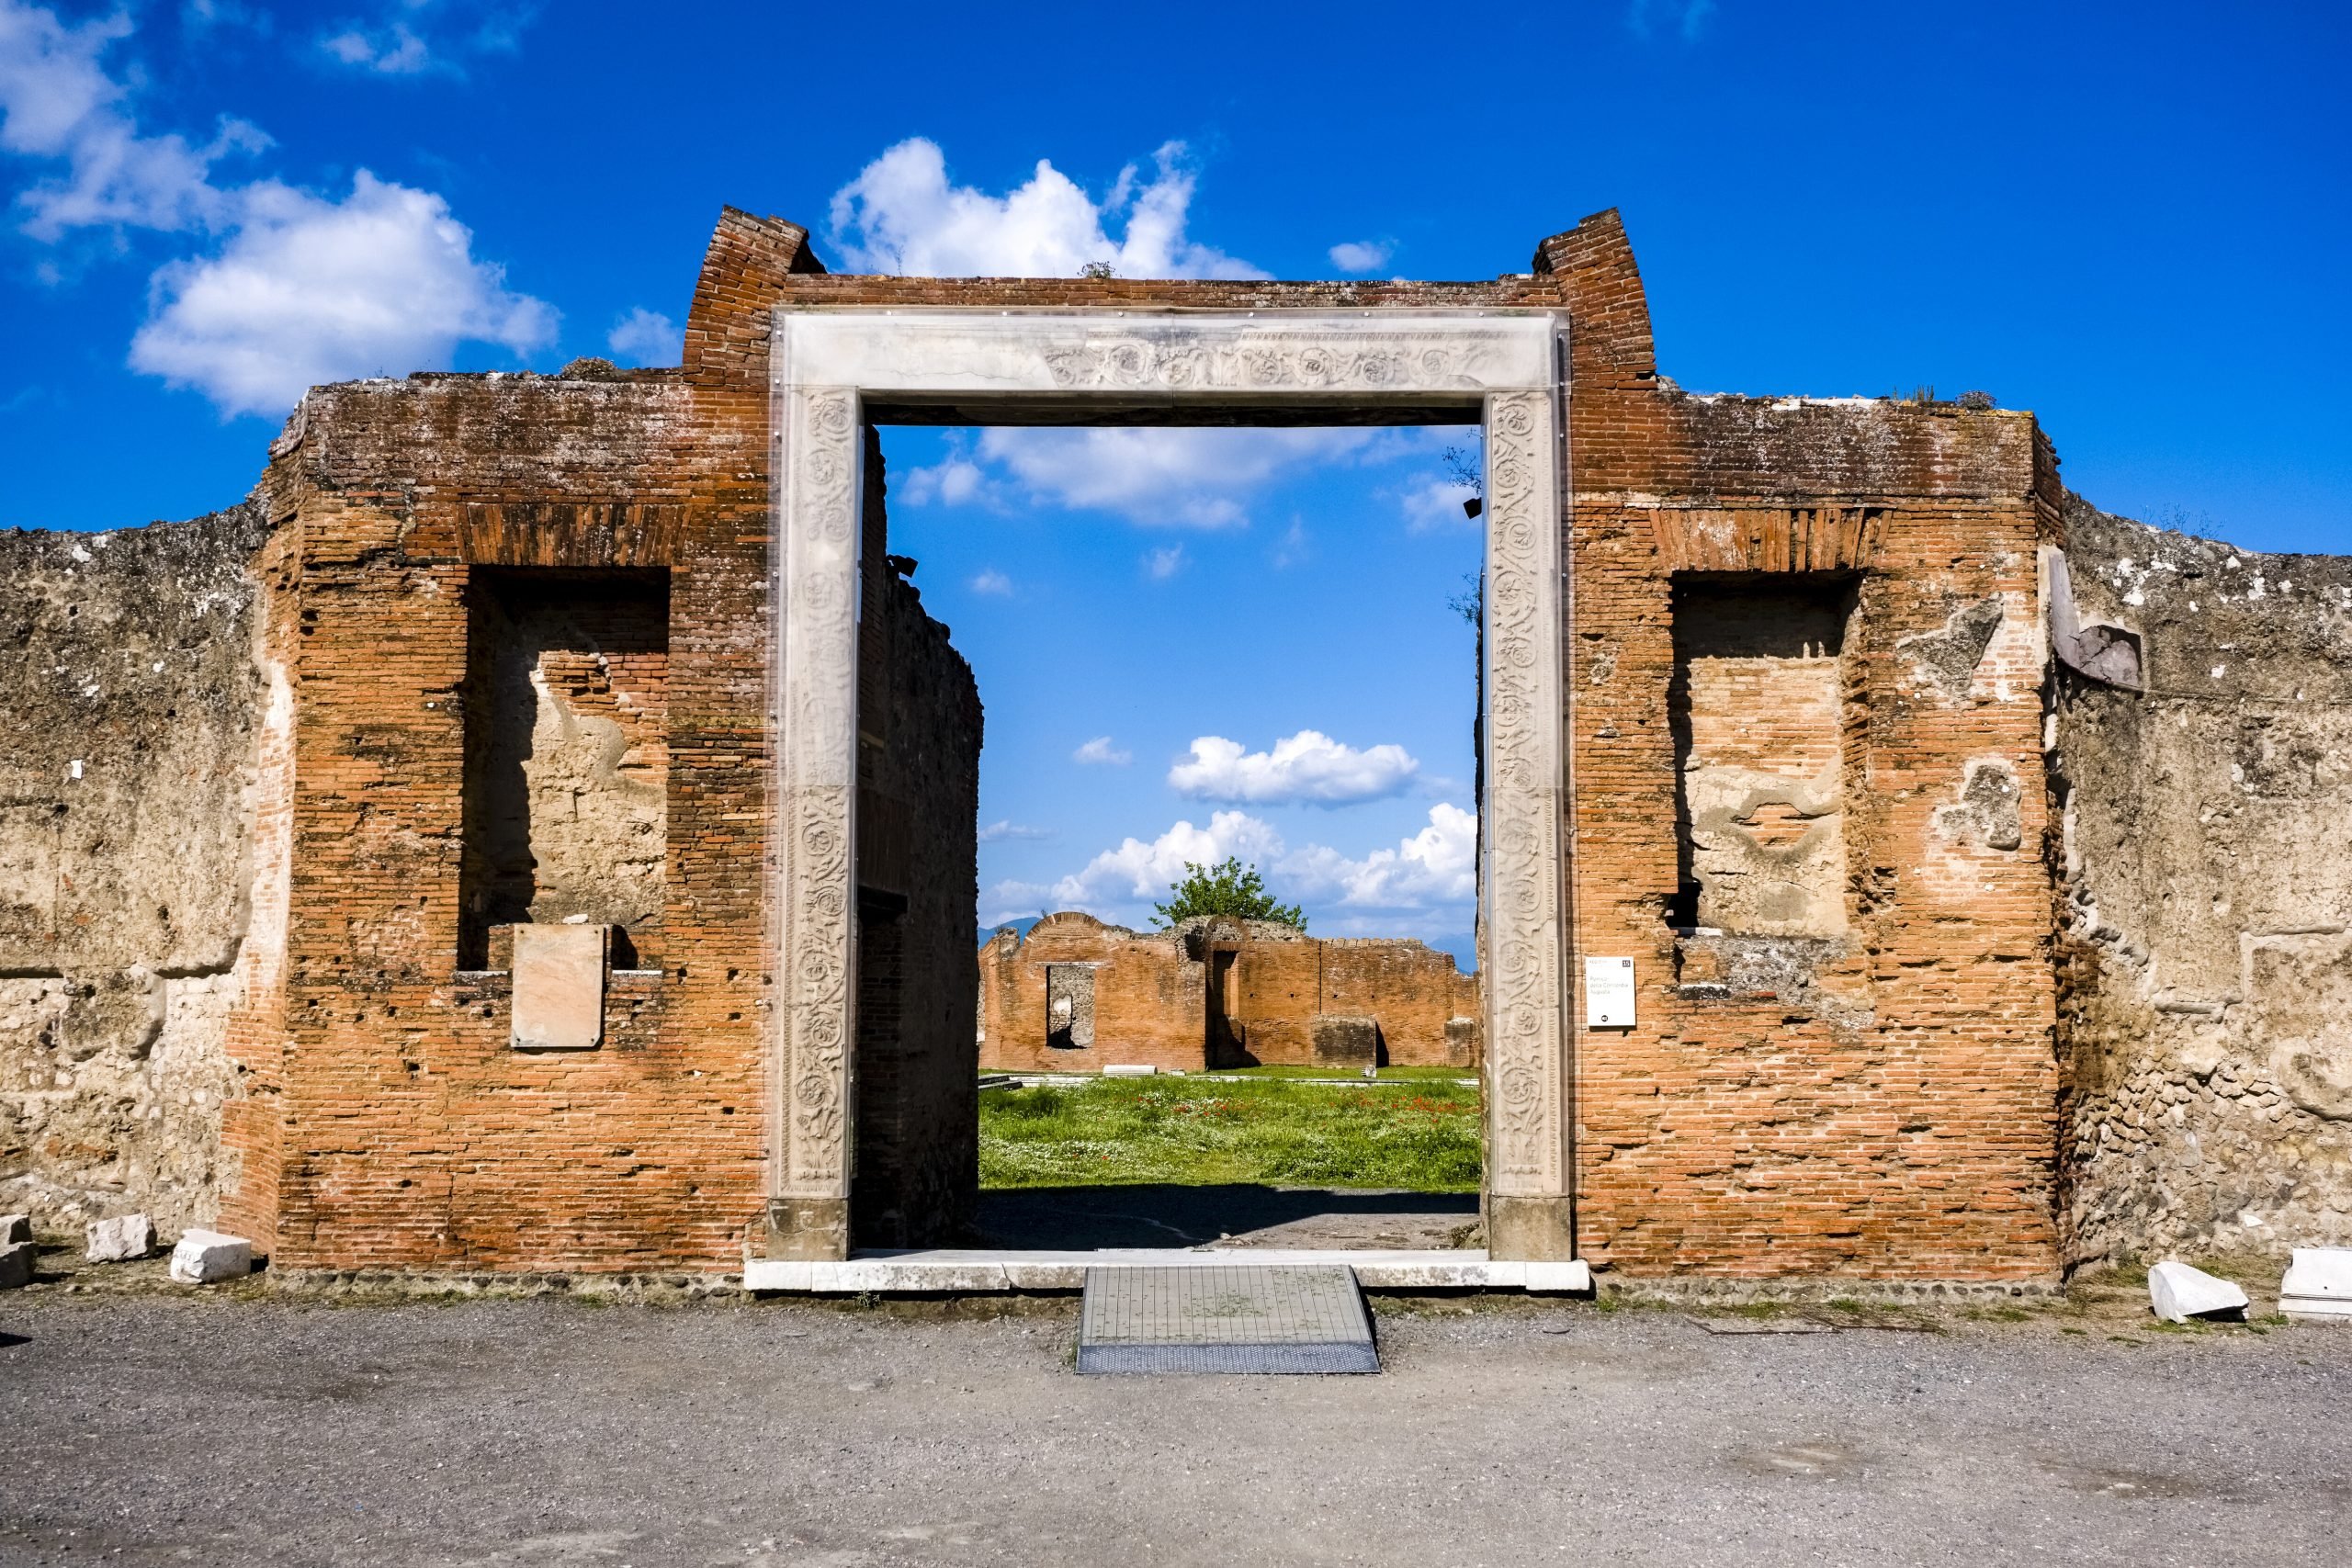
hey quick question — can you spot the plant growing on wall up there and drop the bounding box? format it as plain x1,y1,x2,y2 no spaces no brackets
1152,858,1306,931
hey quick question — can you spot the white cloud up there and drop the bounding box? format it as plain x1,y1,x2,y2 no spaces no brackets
1073,736,1131,767
901,454,991,508
0,3,550,415
970,567,1012,596
130,172,556,416
978,819,1049,842
1145,544,1185,580
977,424,1378,529
827,135,1264,280
994,804,1479,926
1328,239,1391,273
0,1,263,239
1271,519,1310,569
1400,475,1482,533
1170,730,1420,807
1040,810,1286,908
322,24,428,73
1278,803,1477,909
317,3,530,77
606,307,680,366
1628,0,1717,41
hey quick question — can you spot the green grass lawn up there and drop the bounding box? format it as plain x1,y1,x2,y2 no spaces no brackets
978,1076,1483,1193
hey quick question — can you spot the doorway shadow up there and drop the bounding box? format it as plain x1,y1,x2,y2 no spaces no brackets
972,1183,1479,1252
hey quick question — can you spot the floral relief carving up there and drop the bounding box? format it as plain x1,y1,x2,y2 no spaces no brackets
1036,334,1510,394
1479,389,1565,1190
778,387,860,1194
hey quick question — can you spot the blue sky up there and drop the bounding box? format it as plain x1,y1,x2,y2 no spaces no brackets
3,1,2346,961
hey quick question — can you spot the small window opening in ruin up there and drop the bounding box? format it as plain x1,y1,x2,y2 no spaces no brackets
1666,574,1858,937
1045,964,1096,1050
457,568,669,970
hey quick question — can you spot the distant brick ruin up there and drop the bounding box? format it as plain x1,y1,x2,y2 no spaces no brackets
4,205,2347,1284
977,913,1481,1074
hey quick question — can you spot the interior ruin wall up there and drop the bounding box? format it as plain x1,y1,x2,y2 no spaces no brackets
848,435,984,1249
0,505,280,1235
2053,494,2352,1265
976,913,1478,1072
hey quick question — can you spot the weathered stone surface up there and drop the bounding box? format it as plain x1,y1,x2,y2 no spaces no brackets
0,1238,35,1287
1,1213,28,1244
2055,498,2352,1267
0,506,273,1236
85,1213,153,1261
168,1228,252,1283
509,923,608,1052
2147,1260,2248,1322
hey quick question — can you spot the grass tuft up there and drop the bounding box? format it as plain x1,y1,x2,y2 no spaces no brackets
979,1076,1481,1191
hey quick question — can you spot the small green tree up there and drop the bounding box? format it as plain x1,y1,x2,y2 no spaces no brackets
1152,857,1306,931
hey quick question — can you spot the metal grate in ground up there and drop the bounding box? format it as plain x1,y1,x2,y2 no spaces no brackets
1076,1264,1378,1375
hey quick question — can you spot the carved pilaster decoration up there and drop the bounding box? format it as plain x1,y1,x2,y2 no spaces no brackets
774,384,862,1201
1480,388,1566,1194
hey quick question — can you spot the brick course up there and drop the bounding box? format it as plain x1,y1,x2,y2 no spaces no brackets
12,203,2169,1282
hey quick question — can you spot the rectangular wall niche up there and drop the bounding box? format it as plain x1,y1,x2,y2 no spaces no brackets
1668,576,1857,937
458,569,670,969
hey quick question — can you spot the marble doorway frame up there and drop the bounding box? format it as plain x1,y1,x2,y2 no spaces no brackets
765,308,1574,1261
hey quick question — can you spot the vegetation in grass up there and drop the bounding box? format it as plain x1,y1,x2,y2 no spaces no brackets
978,1075,1481,1192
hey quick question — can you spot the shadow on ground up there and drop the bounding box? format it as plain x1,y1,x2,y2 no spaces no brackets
972,1183,1479,1250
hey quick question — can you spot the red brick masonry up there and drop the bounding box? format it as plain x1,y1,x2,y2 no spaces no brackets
196,205,2073,1282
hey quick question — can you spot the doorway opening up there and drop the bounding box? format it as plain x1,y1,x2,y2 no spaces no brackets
885,419,1487,1254
765,308,1572,1268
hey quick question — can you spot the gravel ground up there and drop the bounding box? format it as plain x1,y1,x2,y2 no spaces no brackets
1,1284,2346,1567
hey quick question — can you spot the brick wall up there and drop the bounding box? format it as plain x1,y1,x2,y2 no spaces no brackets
977,914,1478,1072
212,367,781,1273
20,202,2277,1281
1542,213,2061,1282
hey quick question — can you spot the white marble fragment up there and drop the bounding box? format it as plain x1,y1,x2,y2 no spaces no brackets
2279,1247,2352,1321
1102,1065,1157,1077
2148,1259,2249,1323
168,1230,253,1284
85,1213,154,1262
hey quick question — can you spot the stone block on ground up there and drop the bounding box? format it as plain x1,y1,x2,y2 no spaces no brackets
2279,1247,2352,1320
1102,1064,1157,1077
85,1213,155,1262
2148,1259,2249,1323
1,1213,28,1245
1311,1013,1380,1068
0,1239,32,1289
168,1229,253,1284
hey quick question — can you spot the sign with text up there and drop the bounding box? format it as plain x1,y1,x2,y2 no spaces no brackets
1584,956,1636,1029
